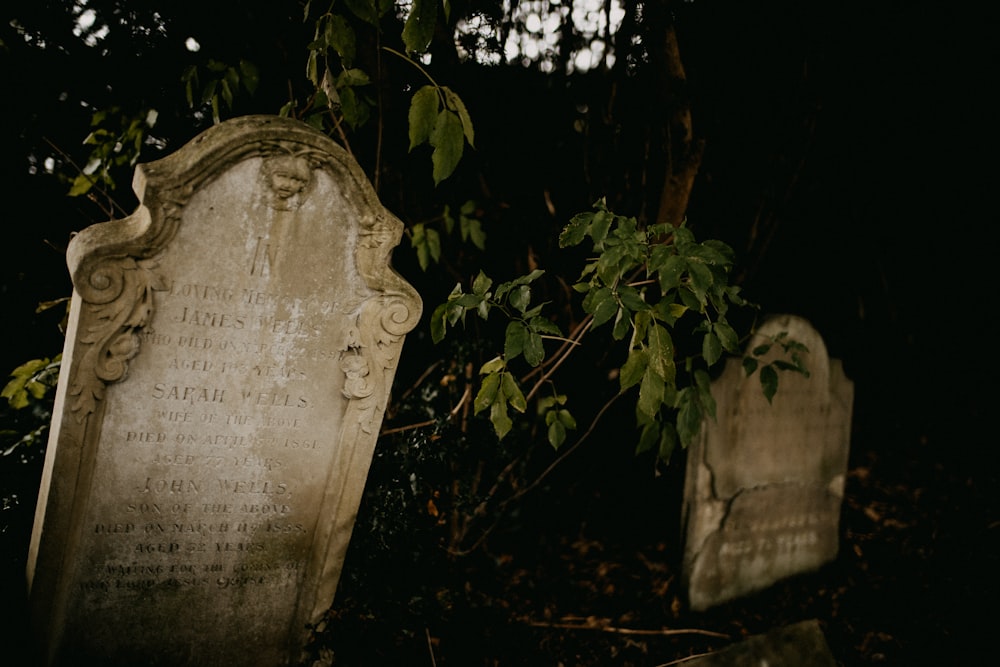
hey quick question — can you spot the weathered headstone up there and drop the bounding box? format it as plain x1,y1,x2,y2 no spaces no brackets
681,315,852,611
26,115,422,665
681,619,837,667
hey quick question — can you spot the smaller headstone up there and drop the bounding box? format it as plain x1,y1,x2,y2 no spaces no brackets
681,315,852,611
681,619,837,667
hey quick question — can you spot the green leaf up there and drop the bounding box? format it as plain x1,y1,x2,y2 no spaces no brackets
239,59,259,94
430,302,449,343
509,285,530,313
557,409,577,430
454,293,483,308
676,388,702,448
529,317,561,336
223,68,239,103
687,243,730,266
773,359,810,377
635,421,659,455
306,49,319,86
460,214,486,249
752,343,772,357
425,226,441,263
595,243,629,284
474,372,500,414
647,324,675,382
617,286,646,311
637,368,665,421
68,174,95,197
620,348,649,392
502,372,527,413
523,331,544,367
442,86,474,147
2,358,55,409
338,68,371,87
678,287,702,312
402,0,437,54
548,420,567,449
442,204,455,234
560,211,592,247
472,270,492,296
590,209,613,247
702,331,722,366
657,254,686,293
714,321,739,352
201,80,218,106
408,85,439,150
694,369,716,420
760,364,779,403
480,356,505,374
512,269,545,286
410,222,430,270
611,307,631,340
491,399,513,439
504,321,527,361
339,87,361,128
590,292,618,328
687,261,713,303
430,109,464,185
742,356,759,376
659,423,678,462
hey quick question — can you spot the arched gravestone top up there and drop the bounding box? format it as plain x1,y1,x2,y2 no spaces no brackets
681,315,853,611
705,315,840,498
27,115,421,666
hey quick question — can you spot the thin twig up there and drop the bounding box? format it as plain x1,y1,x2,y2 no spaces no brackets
448,391,622,556
379,419,435,437
502,392,620,505
523,316,593,403
382,47,444,99
379,383,471,437
397,360,443,403
424,627,438,667
521,315,592,384
327,107,353,155
43,137,130,218
654,651,721,666
526,619,729,640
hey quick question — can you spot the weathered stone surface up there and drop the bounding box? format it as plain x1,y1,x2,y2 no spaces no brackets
682,619,837,667
26,115,421,665
681,315,852,611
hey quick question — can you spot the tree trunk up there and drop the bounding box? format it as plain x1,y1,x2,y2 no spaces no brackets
649,7,704,228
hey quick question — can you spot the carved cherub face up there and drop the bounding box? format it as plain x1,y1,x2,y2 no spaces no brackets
261,156,312,209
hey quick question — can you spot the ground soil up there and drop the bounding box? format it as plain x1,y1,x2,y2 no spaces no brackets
318,419,998,666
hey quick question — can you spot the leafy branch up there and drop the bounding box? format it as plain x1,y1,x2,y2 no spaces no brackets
430,199,799,464
408,200,487,271
384,46,475,185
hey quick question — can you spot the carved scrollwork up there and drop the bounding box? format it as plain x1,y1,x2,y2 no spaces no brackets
69,256,167,421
